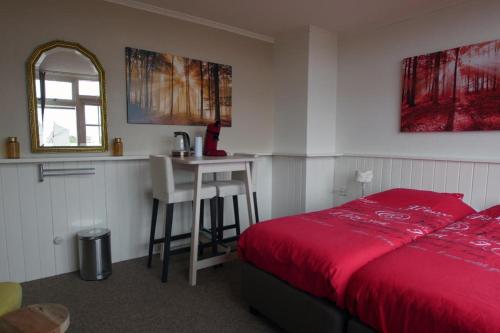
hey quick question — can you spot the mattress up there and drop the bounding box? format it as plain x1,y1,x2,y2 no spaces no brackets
238,191,474,307
345,212,500,333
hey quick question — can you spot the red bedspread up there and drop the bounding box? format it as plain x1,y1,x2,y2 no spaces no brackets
238,191,474,307
345,212,500,333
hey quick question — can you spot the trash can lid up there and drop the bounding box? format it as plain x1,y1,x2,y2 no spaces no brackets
78,228,110,240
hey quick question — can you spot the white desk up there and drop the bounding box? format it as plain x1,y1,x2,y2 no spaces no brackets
171,155,256,286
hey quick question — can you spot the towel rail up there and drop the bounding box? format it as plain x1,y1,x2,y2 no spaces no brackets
38,164,95,182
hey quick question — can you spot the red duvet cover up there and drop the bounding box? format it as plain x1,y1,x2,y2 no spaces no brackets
345,208,500,333
238,189,474,307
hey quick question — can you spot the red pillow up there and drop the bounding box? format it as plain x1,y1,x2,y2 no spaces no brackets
476,205,500,218
366,188,462,206
365,188,475,220
430,196,476,221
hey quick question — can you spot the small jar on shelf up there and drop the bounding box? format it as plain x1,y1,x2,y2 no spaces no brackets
112,138,123,156
6,137,20,159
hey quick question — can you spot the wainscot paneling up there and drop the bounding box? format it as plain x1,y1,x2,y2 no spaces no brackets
271,156,336,218
333,155,500,211
305,157,335,212
5,153,497,283
0,156,272,283
272,156,306,218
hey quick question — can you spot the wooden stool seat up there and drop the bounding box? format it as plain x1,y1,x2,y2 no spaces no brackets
0,303,70,333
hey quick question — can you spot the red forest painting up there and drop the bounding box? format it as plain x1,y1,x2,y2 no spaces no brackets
401,39,500,132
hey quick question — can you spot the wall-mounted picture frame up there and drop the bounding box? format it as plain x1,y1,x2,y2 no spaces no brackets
126,47,232,126
401,39,500,132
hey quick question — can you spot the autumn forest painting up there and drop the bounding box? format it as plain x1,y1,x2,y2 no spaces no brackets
401,39,500,132
126,47,232,126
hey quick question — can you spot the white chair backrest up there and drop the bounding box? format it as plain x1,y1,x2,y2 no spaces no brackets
150,155,175,200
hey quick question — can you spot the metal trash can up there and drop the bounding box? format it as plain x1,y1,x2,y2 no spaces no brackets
77,228,112,281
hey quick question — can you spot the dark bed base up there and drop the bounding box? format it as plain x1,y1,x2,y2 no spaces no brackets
241,263,377,333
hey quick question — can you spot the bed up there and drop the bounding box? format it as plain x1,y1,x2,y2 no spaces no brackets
345,206,500,333
238,188,475,332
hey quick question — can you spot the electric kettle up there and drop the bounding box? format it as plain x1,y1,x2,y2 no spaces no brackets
172,132,191,157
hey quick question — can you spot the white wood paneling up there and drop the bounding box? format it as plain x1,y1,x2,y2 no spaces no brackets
401,159,412,189
391,159,403,188
421,160,435,191
34,168,56,279
485,164,500,209
433,161,447,193
49,162,70,275
0,168,11,281
445,162,460,194
1,166,25,281
458,162,474,205
470,163,488,213
333,155,500,211
410,160,423,190
0,157,272,283
272,156,306,218
272,156,336,217
305,157,335,212
17,165,41,281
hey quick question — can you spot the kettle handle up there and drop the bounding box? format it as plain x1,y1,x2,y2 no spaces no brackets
184,134,190,151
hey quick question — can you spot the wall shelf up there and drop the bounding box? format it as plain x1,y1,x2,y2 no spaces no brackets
0,153,273,165
0,155,149,164
2,152,499,165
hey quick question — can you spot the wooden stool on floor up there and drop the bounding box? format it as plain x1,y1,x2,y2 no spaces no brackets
0,303,70,333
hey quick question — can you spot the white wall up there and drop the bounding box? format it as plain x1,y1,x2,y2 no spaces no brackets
336,0,500,160
273,26,338,156
307,26,337,155
0,0,274,157
272,28,310,155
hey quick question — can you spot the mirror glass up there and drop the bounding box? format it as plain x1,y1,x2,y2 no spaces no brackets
28,41,107,152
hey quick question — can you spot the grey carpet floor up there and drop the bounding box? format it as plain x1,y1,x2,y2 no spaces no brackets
22,254,281,333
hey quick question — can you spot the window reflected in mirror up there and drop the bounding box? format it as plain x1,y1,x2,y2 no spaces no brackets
27,41,107,152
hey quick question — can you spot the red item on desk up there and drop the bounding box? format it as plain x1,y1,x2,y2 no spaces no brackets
203,121,227,156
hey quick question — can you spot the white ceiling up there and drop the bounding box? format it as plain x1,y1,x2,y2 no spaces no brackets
130,0,468,38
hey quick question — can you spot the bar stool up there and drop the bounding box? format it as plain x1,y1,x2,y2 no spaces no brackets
206,154,260,243
148,155,218,282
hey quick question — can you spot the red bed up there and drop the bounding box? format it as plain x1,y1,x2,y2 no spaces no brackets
238,189,474,307
345,206,500,333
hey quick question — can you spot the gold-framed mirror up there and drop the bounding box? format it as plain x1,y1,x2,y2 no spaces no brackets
27,40,108,152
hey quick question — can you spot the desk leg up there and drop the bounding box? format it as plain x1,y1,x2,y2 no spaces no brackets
244,162,256,225
189,166,203,286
